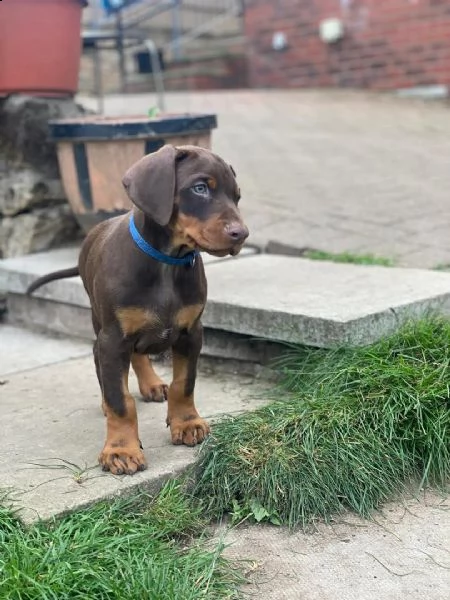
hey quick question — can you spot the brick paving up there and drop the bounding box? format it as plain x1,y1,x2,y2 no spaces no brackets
80,90,450,268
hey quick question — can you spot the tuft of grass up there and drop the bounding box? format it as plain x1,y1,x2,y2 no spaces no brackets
434,263,450,272
302,249,394,266
193,318,450,529
0,480,243,600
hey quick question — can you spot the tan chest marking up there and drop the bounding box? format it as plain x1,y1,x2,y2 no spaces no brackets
175,304,204,331
116,307,161,336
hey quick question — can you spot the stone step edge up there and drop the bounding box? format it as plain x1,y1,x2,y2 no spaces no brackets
5,292,285,376
3,252,450,348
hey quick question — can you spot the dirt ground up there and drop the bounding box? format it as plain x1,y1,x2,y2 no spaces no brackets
220,490,450,599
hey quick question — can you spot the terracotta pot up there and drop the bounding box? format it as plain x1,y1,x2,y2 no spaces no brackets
49,113,218,233
0,0,87,97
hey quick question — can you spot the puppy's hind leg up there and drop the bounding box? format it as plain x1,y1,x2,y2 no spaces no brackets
131,353,168,403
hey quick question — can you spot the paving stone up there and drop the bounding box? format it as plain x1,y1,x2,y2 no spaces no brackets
77,90,450,268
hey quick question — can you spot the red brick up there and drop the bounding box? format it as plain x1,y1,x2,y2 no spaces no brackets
245,0,450,90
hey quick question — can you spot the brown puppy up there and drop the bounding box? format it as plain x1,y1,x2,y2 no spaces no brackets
27,145,248,475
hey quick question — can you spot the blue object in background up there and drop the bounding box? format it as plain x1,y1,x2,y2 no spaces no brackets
101,0,141,15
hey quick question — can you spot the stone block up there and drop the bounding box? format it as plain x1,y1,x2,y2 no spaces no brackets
0,95,92,258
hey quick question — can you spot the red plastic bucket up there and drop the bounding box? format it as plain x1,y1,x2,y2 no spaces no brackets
0,0,87,97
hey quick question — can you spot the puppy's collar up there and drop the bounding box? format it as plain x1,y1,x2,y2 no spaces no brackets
129,214,199,267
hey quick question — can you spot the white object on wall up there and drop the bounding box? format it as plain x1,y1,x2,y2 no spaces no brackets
272,31,288,51
319,18,345,43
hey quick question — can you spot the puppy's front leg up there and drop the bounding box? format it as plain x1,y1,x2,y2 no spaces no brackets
167,322,210,446
97,327,147,475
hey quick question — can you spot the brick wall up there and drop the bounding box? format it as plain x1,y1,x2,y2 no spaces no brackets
244,0,450,90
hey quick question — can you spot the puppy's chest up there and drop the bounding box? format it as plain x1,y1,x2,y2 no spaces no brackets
116,302,204,350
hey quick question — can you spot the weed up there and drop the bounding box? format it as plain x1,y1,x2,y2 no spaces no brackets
302,249,393,266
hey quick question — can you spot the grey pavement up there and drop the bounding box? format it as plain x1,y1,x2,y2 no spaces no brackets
79,90,450,268
0,324,90,376
223,492,450,600
0,324,268,523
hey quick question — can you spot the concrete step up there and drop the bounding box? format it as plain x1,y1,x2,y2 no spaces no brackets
0,245,283,373
2,247,450,355
0,324,268,522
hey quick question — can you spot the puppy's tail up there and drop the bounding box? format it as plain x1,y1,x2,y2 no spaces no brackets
26,267,80,296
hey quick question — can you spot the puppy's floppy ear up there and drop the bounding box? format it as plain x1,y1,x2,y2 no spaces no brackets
122,144,177,226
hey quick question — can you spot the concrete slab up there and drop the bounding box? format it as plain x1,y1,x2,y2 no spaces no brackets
206,255,450,346
223,492,450,600
0,324,91,376
0,244,258,276
0,245,259,309
3,252,450,347
1,330,268,523
0,247,89,308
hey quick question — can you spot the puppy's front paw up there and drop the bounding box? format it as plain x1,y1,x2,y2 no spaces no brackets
167,414,210,447
99,441,147,475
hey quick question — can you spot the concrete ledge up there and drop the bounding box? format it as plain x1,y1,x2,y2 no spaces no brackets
3,249,450,348
0,245,259,309
6,293,285,376
7,293,94,339
204,255,450,346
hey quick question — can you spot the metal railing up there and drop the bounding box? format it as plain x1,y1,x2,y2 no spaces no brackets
82,0,244,108
163,0,243,61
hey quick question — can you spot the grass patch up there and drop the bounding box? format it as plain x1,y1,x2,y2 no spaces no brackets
302,249,393,266
434,263,450,272
0,480,242,600
193,318,450,529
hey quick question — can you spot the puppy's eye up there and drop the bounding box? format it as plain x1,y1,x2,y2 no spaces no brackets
192,182,209,196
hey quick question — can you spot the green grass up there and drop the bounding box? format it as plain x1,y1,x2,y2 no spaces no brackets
3,318,449,594
434,263,450,272
302,249,394,266
193,317,450,529
0,480,242,600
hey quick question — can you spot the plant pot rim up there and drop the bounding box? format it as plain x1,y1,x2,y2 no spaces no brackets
48,113,218,141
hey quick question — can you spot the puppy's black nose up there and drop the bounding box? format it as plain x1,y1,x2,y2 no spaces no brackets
226,223,249,244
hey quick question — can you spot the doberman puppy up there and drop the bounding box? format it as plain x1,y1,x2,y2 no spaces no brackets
27,144,248,475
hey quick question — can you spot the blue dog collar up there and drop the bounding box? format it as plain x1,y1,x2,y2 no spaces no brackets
129,214,199,267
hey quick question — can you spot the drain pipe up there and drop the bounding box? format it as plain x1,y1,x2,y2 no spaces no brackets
143,39,166,113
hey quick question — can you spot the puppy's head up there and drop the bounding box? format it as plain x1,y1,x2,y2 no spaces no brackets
122,144,248,256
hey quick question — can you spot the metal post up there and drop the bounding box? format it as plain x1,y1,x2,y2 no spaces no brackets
144,39,166,113
116,10,126,92
171,0,182,61
93,42,104,114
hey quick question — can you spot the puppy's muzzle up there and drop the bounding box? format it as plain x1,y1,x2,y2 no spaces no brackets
225,223,249,245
